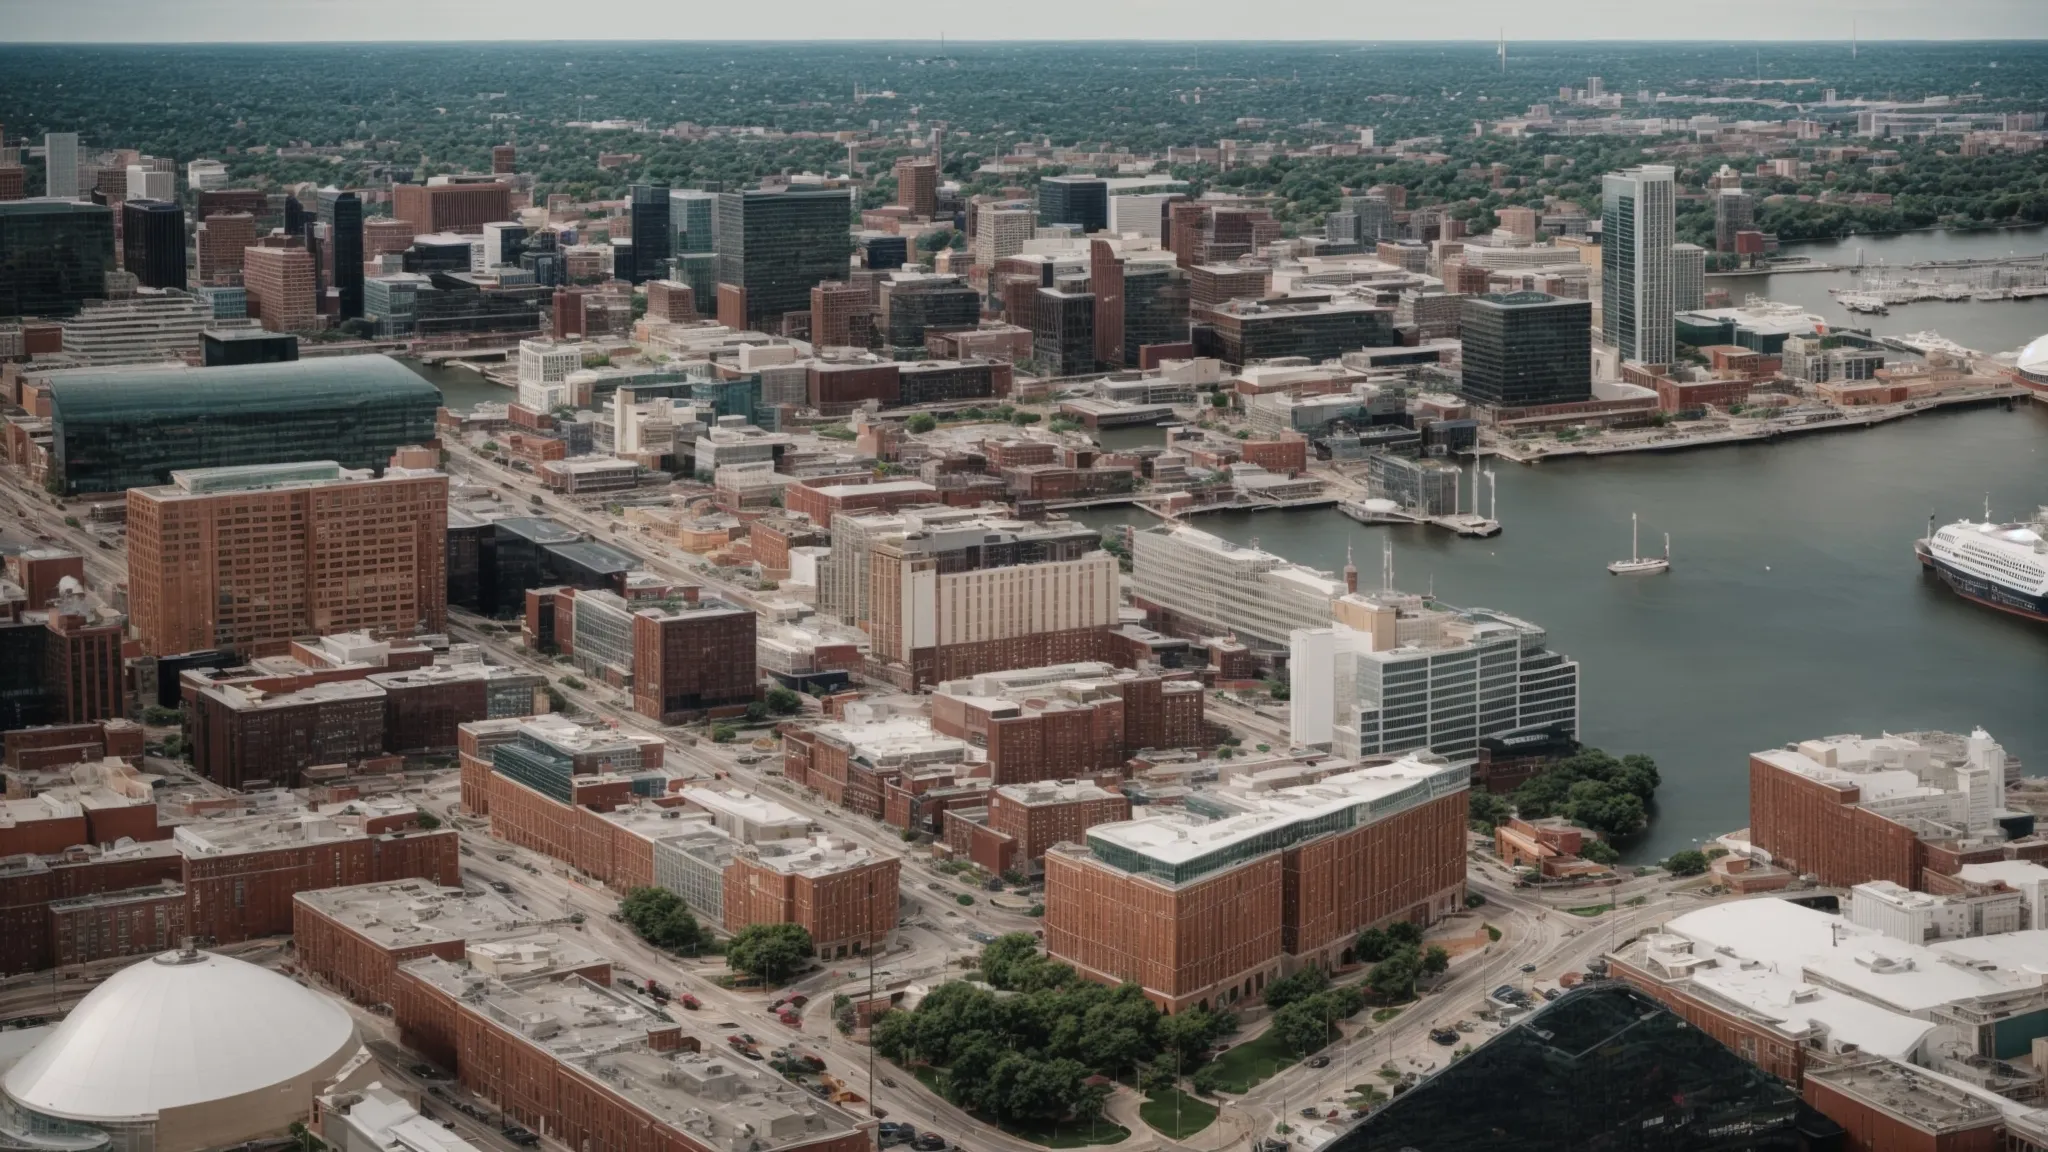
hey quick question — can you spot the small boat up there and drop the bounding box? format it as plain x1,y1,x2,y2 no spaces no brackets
1608,512,1671,575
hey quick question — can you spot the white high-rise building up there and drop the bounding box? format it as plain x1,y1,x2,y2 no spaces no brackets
127,165,175,202
1130,523,1347,652
517,337,583,413
1671,242,1706,312
972,203,1035,267
1289,577,1580,762
43,132,79,199
1601,164,1676,367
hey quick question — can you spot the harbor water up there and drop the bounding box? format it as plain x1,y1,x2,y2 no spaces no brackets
1073,404,2048,862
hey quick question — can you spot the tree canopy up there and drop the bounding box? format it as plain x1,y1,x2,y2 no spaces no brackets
619,887,710,955
725,922,814,983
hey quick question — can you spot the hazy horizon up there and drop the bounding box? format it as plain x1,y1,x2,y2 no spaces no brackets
2,0,2044,45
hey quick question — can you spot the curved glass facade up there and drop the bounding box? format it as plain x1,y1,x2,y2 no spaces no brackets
45,356,441,494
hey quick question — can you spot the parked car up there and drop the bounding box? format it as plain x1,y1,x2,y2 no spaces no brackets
1429,1028,1459,1046
912,1133,948,1151
1519,963,1537,974
488,880,514,895
1300,1107,1320,1119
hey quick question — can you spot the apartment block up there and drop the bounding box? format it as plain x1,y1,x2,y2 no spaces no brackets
293,878,609,1006
193,212,255,287
1131,523,1346,652
392,958,869,1152
1750,729,2018,890
892,158,939,219
723,834,900,958
188,680,387,790
944,780,1130,876
782,715,974,818
631,597,758,723
1045,755,1469,1012
126,460,448,657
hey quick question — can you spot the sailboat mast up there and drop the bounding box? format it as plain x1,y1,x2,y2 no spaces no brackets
1631,512,1640,562
1664,533,1671,560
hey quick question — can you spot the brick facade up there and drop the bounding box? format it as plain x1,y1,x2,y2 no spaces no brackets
1749,755,1921,889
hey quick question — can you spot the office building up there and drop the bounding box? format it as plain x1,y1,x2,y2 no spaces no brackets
1458,291,1592,408
809,280,870,349
126,459,447,656
41,355,440,494
201,325,297,366
713,186,853,329
972,202,1035,266
243,245,317,333
1749,729,2018,891
626,183,669,284
631,596,758,723
1120,259,1191,365
1289,585,1580,762
1601,164,1676,366
517,337,583,412
1045,755,1469,1011
59,288,210,365
1714,189,1755,252
931,662,1208,786
391,181,511,236
119,199,186,290
317,188,363,319
668,188,717,254
878,272,980,351
944,780,1131,877
1034,287,1096,376
1038,176,1109,234
0,167,24,201
723,834,900,957
490,144,516,174
0,199,114,319
192,211,254,286
892,158,939,219
1131,524,1346,652
42,133,79,200
1672,242,1706,313
865,516,1118,689
1192,297,1394,367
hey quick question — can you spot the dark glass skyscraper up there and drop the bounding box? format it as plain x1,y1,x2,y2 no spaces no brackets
627,184,670,285
0,200,115,319
317,188,364,319
1037,176,1109,234
1458,291,1593,408
713,186,854,329
120,199,187,290
1033,287,1096,377
1120,263,1190,365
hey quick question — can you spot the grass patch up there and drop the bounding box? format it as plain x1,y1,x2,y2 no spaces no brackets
1564,905,1612,918
1483,923,1502,942
908,1064,1128,1147
1140,1088,1218,1139
1199,1029,1298,1093
1371,1004,1406,1024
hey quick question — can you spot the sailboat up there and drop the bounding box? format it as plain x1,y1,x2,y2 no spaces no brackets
1608,512,1671,575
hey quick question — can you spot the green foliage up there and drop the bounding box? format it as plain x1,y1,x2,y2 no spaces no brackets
1366,946,1423,1001
1421,946,1450,976
1578,839,1620,866
1467,790,1511,832
1385,920,1423,949
1209,391,1230,408
415,812,442,831
1510,749,1661,839
1261,965,1328,1010
1464,892,1487,909
815,424,857,440
766,687,803,715
61,516,80,528
1354,927,1394,963
1663,849,1710,876
956,893,975,906
141,705,182,725
744,702,769,723
711,725,737,743
560,676,587,691
1484,923,1502,942
906,413,939,434
620,887,711,955
1011,411,1042,426
725,922,812,982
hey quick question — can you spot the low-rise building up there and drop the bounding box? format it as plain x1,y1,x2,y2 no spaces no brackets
943,780,1130,877
930,662,1209,785
723,834,900,958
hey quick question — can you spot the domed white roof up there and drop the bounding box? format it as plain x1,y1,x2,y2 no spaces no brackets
2018,333,2048,375
3,949,357,1123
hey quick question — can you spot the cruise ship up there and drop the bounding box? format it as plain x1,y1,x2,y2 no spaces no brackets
1915,508,2048,622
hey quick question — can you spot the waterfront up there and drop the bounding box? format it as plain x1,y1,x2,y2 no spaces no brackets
1722,224,2048,356
1073,404,2048,862
404,358,507,410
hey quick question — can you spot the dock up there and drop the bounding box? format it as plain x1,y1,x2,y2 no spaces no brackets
1337,501,1501,537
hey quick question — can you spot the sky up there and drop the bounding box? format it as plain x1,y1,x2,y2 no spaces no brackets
2,0,2045,44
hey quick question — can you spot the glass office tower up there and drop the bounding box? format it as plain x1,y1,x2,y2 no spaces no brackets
1458,291,1593,407
713,187,854,329
317,188,364,319
627,183,670,285
120,199,188,290
0,200,115,318
1601,164,1676,366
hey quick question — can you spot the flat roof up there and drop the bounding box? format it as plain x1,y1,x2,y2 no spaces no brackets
295,879,566,946
679,787,808,830
1803,1060,2006,1134
743,835,888,878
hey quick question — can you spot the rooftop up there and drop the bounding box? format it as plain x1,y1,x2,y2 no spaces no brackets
742,834,888,878
174,809,426,857
1803,1059,2006,1135
200,677,387,712
295,879,548,950
997,780,1122,806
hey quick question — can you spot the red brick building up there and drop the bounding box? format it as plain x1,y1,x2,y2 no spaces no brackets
943,780,1129,876
930,664,1207,785
4,719,145,775
1239,436,1308,475
393,182,513,235
1045,756,1468,1012
1802,1059,2010,1152
630,600,758,724
783,478,938,526
722,836,901,958
808,361,901,415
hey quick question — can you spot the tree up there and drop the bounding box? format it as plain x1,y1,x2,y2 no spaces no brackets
726,922,813,983
1578,838,1620,866
766,686,803,715
1421,946,1450,976
744,701,769,723
1366,946,1422,1002
1156,1006,1233,1064
979,932,1051,990
415,812,442,830
1354,926,1393,963
1467,790,1511,832
1262,965,1329,1010
1271,1000,1333,1055
711,724,738,743
1385,920,1423,949
1664,849,1709,876
620,887,709,954
906,413,938,433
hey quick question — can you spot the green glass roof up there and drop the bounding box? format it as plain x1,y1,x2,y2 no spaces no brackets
45,355,440,420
